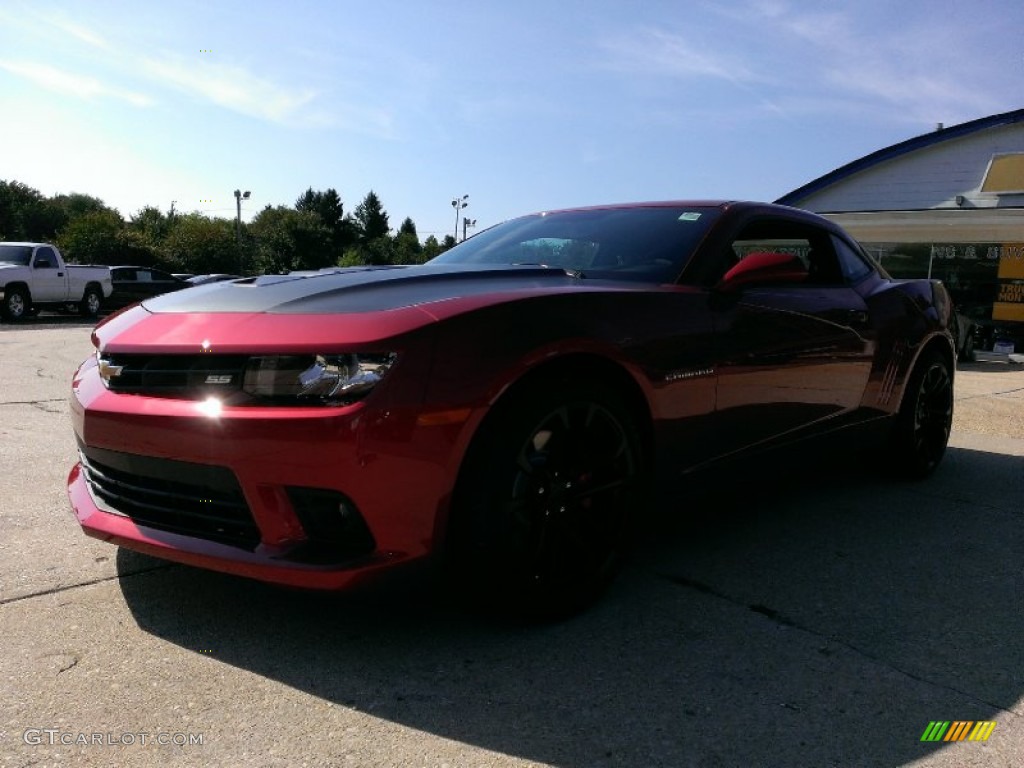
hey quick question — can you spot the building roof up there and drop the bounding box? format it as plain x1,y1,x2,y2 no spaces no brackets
776,108,1024,207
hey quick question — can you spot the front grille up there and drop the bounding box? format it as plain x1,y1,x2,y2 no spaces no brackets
101,354,249,398
79,445,260,550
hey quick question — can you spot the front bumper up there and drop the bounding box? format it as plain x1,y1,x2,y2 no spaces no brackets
67,354,462,590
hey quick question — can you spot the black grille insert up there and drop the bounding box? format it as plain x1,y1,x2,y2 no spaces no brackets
101,354,249,398
79,444,260,550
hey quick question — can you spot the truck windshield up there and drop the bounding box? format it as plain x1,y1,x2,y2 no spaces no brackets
0,245,33,266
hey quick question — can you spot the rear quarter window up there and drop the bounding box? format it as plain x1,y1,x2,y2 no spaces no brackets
832,235,874,283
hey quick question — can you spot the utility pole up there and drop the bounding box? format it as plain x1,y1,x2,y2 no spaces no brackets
234,189,251,273
451,194,468,242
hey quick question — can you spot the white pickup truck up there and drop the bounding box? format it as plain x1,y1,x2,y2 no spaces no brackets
0,242,113,320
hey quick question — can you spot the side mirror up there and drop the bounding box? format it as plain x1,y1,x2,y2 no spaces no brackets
716,251,807,292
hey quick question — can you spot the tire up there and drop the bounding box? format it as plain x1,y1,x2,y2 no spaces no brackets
449,378,645,620
958,332,975,363
887,350,953,479
2,286,29,321
79,286,102,317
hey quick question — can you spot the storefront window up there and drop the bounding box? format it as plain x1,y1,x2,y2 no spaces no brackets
859,242,1024,351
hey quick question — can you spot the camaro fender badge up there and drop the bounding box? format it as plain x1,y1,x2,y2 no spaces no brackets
664,367,714,382
205,374,233,384
97,358,123,381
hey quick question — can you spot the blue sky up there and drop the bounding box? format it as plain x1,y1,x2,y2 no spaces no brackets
0,0,1020,241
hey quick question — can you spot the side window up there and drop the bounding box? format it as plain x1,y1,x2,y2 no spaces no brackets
724,218,846,286
137,270,153,282
34,247,56,268
831,235,874,283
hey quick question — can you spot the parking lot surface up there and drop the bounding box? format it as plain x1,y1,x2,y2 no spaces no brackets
2,321,1022,767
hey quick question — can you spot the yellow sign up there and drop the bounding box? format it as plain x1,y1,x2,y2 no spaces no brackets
998,244,1024,279
993,243,1024,321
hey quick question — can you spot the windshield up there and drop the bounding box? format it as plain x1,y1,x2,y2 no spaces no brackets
427,205,721,282
0,245,33,266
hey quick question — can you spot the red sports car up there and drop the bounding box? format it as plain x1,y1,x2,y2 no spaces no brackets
68,201,955,616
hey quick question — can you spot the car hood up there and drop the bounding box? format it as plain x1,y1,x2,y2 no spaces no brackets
142,263,589,315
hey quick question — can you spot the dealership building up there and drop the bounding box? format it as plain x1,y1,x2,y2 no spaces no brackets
776,107,1024,351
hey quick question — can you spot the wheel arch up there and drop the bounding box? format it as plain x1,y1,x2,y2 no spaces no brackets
436,351,655,549
486,352,654,468
2,280,31,301
894,332,955,414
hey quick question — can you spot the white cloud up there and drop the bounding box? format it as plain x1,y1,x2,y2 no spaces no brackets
823,65,1001,123
136,53,396,136
625,3,1008,127
599,28,761,85
0,59,153,107
140,55,314,124
43,16,111,50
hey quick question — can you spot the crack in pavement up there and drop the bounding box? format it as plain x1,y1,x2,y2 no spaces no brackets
658,571,1022,718
956,385,1024,401
0,563,179,607
0,399,66,407
55,654,80,675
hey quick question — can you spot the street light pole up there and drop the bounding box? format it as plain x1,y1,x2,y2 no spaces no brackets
234,189,251,272
451,194,468,242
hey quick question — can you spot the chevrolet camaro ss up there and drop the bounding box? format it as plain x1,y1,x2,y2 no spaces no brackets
68,201,955,616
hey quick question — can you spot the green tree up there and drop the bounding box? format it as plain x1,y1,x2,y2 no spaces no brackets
339,247,367,267
250,205,333,274
363,237,396,266
352,190,390,243
163,214,239,274
51,192,109,222
0,180,64,241
422,235,443,261
295,186,356,255
393,217,424,264
113,229,161,267
397,216,418,239
129,206,170,245
57,210,125,264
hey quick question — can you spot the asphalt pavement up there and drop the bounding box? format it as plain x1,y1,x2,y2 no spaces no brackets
1,321,1022,767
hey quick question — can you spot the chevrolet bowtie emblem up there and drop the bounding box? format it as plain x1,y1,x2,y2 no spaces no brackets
97,358,124,381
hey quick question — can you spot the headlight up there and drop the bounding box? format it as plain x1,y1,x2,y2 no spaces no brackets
243,353,397,403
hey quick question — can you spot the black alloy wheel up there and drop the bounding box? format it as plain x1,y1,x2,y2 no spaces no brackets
889,350,953,479
452,379,644,619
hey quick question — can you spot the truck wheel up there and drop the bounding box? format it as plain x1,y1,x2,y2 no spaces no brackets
79,286,102,317
2,287,29,321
